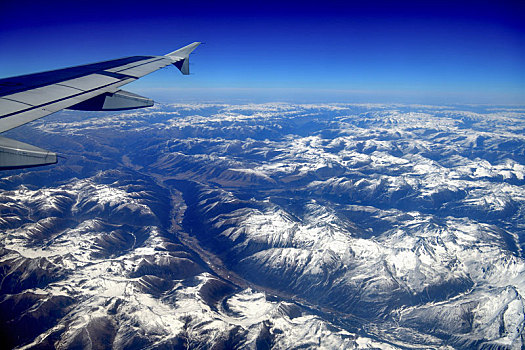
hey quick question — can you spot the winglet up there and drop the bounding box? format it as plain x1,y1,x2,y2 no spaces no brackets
166,42,201,75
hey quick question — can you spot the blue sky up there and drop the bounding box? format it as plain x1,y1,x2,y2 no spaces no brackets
0,0,523,104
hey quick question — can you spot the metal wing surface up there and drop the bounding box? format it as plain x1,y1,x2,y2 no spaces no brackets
0,42,200,170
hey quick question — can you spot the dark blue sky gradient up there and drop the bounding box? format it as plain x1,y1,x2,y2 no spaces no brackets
1,0,523,104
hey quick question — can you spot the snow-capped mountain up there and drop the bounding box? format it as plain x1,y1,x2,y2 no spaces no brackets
1,103,524,349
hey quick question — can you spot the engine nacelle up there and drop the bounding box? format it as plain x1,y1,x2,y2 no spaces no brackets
0,136,57,170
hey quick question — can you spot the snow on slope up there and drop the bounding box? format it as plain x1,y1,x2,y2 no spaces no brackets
1,103,524,349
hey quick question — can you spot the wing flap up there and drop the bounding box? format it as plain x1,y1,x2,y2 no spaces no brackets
0,108,52,133
0,77,136,132
0,98,32,115
57,73,121,91
0,56,149,96
113,57,173,78
105,57,164,73
4,84,81,106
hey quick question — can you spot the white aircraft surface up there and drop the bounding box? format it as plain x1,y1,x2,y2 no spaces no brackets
0,42,200,170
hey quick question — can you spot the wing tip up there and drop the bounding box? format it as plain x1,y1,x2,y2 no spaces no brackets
167,42,201,75
166,42,201,59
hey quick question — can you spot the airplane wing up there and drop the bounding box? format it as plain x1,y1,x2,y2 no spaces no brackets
0,42,201,170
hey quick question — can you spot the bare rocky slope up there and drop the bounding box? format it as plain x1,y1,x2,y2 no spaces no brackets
0,103,524,349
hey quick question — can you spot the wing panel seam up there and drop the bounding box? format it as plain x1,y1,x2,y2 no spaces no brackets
0,56,153,97
0,78,136,119
114,57,168,74
1,97,35,107
55,83,85,92
99,71,135,80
